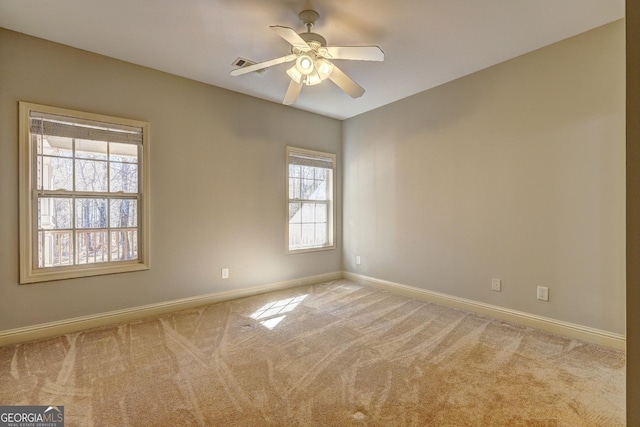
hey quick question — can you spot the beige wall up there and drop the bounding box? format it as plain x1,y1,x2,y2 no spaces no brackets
0,29,342,330
627,1,640,423
343,20,626,334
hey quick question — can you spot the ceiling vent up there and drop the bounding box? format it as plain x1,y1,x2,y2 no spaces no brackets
232,57,267,74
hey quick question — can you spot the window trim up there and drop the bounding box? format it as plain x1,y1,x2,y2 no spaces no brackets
18,102,150,284
285,146,336,254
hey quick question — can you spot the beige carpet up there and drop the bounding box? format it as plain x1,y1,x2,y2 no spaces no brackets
0,280,625,426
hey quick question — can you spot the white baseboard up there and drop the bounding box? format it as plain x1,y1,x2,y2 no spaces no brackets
1,270,625,350
343,271,626,351
0,271,342,347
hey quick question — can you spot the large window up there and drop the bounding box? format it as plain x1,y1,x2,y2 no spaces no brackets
286,147,335,253
19,102,150,283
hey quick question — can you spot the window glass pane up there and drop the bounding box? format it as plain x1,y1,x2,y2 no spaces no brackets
301,202,315,223
75,198,107,229
315,223,327,245
76,139,107,160
315,168,327,180
315,203,327,223
38,230,73,268
301,224,315,246
76,230,108,264
40,156,73,191
289,224,301,248
42,136,73,157
288,177,300,199
309,179,327,201
109,142,138,163
110,162,139,193
302,166,315,179
301,179,315,199
289,202,301,222
38,197,72,229
110,199,137,228
75,159,108,192
110,229,138,261
289,165,302,178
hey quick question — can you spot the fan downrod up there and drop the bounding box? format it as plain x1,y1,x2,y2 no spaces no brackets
296,10,326,48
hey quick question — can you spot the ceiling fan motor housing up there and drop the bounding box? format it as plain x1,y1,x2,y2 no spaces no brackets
298,32,327,49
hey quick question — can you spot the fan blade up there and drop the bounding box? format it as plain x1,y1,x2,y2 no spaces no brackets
323,46,384,61
230,54,298,76
328,64,365,98
283,79,303,105
270,26,311,52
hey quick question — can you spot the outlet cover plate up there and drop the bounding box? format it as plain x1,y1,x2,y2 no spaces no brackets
537,286,549,301
491,279,501,292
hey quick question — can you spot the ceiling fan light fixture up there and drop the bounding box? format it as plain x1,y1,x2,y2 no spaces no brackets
286,66,303,83
303,59,334,86
305,70,322,86
316,59,334,80
296,55,314,74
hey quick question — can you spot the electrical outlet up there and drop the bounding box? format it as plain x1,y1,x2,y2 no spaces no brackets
491,279,501,292
356,256,361,265
537,286,549,301
221,268,229,279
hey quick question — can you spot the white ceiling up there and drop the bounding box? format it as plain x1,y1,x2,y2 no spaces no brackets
0,0,624,120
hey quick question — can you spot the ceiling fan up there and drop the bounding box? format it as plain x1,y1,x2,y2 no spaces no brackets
230,9,384,105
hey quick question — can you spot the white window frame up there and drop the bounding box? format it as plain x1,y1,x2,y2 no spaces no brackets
18,102,150,284
286,146,336,254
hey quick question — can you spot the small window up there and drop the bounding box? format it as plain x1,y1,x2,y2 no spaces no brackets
286,146,335,253
19,102,150,283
